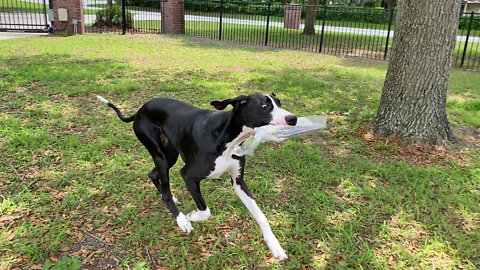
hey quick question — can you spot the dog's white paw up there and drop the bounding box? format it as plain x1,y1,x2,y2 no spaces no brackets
265,235,288,261
186,207,211,222
172,195,181,205
176,213,193,233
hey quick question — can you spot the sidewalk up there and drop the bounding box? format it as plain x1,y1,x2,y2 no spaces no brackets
0,32,48,40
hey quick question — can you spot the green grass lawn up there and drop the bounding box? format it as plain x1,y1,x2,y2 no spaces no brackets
0,0,49,13
0,34,479,269
132,20,161,31
0,0,98,15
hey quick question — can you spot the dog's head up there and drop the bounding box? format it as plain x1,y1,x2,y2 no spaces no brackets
210,93,297,128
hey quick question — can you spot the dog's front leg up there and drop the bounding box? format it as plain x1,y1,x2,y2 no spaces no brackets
180,167,211,225
229,159,288,261
185,179,211,222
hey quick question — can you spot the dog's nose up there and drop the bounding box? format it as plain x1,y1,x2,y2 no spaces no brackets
285,115,297,126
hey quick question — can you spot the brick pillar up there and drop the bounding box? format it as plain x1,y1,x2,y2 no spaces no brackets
284,4,301,29
161,0,185,34
52,0,85,34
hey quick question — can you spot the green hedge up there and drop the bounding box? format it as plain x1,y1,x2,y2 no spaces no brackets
94,5,134,28
459,16,480,30
126,0,159,8
325,6,394,24
185,1,394,24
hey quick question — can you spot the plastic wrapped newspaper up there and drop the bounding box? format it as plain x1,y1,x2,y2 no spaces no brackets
234,115,327,156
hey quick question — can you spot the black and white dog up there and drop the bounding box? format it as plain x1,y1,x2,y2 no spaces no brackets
96,93,297,260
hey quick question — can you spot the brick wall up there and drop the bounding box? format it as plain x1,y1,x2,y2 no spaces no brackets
161,0,185,34
284,4,301,29
52,0,85,34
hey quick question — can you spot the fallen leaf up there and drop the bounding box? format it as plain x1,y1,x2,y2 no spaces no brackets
363,132,374,141
5,233,15,241
0,215,20,224
71,251,82,257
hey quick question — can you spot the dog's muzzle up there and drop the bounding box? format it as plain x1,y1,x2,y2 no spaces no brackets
285,115,297,126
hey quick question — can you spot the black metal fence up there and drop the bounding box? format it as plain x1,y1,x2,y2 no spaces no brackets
85,0,162,34
84,0,480,69
185,1,396,60
0,0,49,32
455,12,480,69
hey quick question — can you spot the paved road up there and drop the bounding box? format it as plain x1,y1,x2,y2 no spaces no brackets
84,12,480,43
0,32,47,39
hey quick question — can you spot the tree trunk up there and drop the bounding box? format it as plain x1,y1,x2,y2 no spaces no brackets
373,0,461,145
107,0,113,8
383,0,397,10
303,0,319,35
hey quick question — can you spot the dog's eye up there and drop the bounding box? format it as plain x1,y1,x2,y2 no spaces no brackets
262,104,268,110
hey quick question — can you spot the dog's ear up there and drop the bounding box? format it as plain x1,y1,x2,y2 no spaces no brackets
271,92,276,97
210,95,249,110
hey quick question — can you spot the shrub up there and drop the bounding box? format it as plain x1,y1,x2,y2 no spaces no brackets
324,7,394,24
126,0,160,8
94,5,134,28
458,16,480,30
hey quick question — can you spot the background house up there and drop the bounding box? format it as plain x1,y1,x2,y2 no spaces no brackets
461,0,480,14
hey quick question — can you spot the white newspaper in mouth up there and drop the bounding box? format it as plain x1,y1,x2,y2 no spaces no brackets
233,115,327,156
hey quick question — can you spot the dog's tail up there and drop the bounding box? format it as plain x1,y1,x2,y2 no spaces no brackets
96,95,136,123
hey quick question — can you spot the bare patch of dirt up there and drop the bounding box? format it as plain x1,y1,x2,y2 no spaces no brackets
351,124,476,168
67,232,126,269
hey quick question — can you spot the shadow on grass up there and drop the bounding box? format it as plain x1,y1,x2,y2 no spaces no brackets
0,54,144,97
249,139,479,268
241,66,383,116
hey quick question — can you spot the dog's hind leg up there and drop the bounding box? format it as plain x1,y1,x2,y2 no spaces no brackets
134,124,193,233
149,147,193,233
148,168,180,205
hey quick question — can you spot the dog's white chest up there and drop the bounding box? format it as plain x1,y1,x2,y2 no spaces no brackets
207,126,253,179
207,155,240,179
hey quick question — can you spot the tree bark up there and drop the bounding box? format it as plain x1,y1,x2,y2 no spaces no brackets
373,0,460,145
302,0,320,35
107,0,113,8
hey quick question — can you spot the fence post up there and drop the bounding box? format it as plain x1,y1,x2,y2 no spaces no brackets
384,8,394,60
121,0,126,35
42,0,48,30
461,12,474,67
219,0,223,40
265,1,272,46
48,0,54,29
51,0,85,34
319,5,327,53
161,0,185,34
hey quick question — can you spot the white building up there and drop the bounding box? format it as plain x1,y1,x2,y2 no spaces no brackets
461,0,480,14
